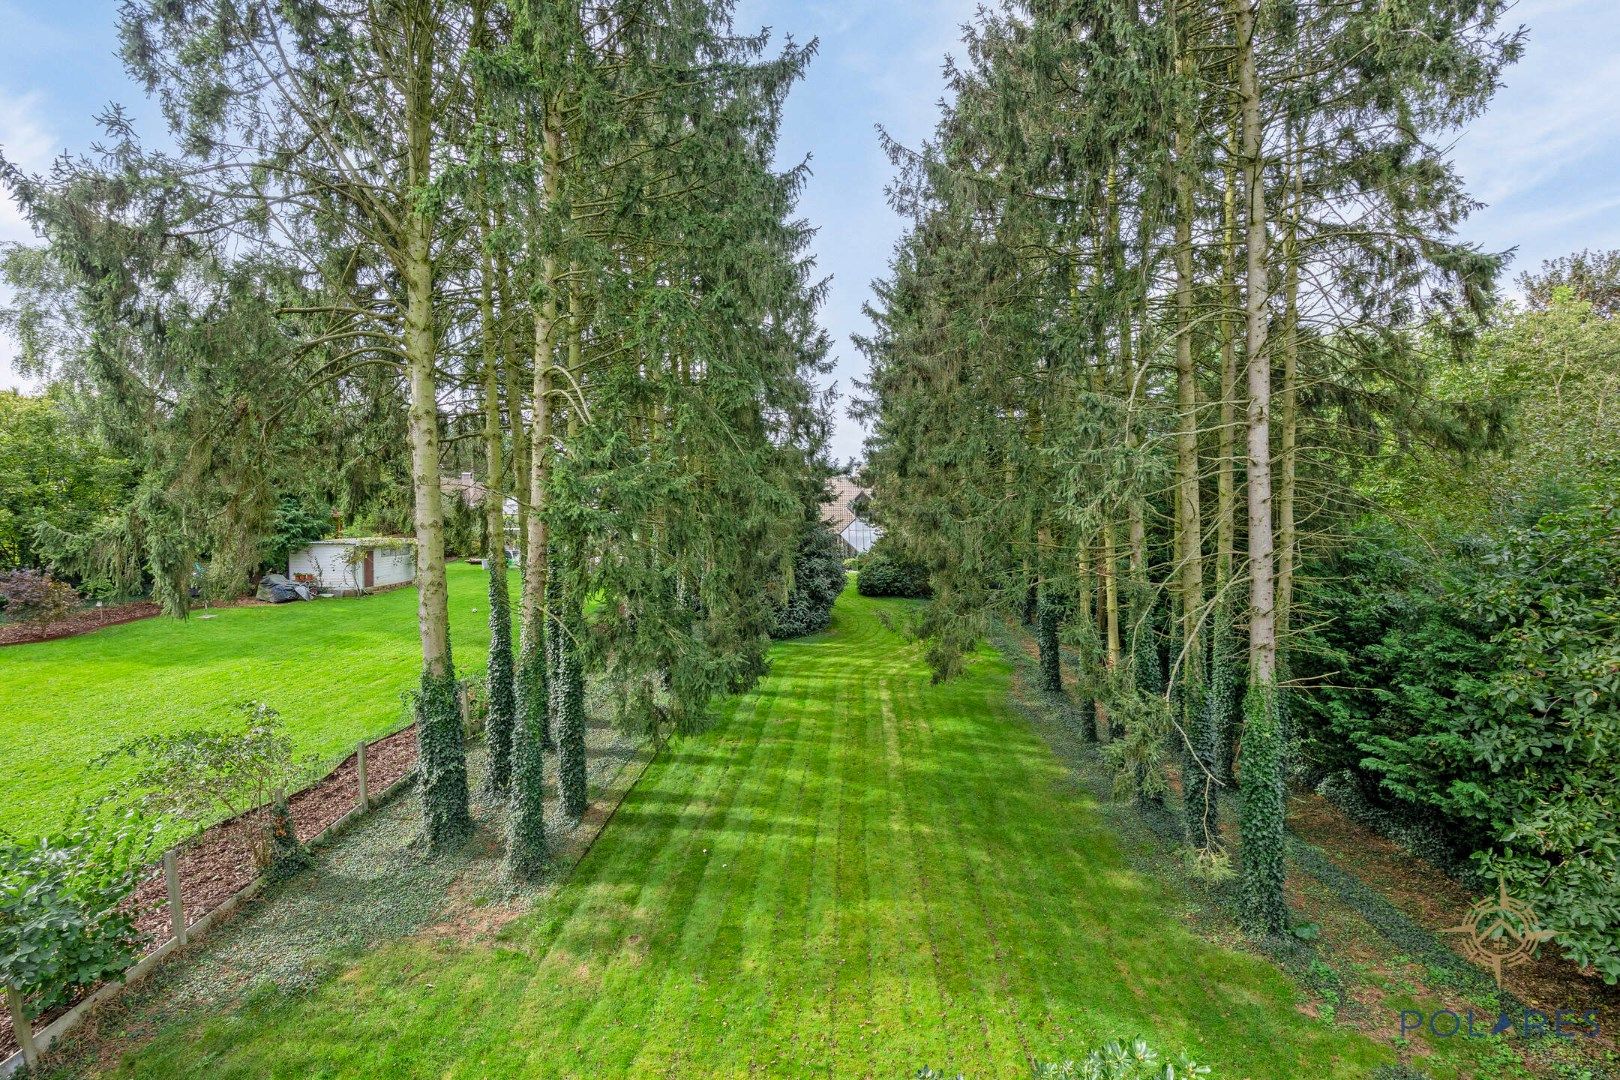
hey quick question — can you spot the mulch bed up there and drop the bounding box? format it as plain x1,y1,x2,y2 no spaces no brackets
1,726,421,1062
0,602,162,646
1289,789,1620,1051
0,595,273,647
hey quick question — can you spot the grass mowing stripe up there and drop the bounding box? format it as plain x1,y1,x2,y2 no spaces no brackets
93,587,1406,1079
642,666,817,1077
895,661,1027,1069
827,650,884,1074
700,645,826,1071
611,664,804,1076
787,637,854,1074
879,678,960,1073
496,685,780,1074
854,677,928,1070
736,655,847,1076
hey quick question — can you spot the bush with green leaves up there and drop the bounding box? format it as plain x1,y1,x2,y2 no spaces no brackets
0,803,159,1016
1297,496,1620,981
772,522,847,639
97,701,317,875
855,543,931,599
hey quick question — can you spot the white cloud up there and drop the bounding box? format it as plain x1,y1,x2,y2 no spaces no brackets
0,88,57,391
0,87,55,243
1453,54,1620,206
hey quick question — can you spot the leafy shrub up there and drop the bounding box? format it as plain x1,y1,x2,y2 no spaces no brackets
772,522,847,639
916,1038,1211,1080
856,546,932,599
1033,1038,1211,1078
0,803,159,1016
98,701,317,875
1297,499,1620,982
0,568,79,627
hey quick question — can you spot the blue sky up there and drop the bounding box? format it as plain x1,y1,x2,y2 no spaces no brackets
4,0,1619,461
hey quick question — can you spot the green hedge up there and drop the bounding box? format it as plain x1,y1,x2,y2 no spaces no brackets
855,551,931,598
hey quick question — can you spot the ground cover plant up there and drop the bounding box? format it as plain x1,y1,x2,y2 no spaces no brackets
0,562,505,840
94,589,1397,1078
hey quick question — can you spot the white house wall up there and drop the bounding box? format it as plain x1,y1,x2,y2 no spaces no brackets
374,547,416,587
288,543,417,592
289,544,365,592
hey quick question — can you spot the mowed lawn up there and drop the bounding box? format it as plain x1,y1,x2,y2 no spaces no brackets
107,586,1393,1078
0,561,501,839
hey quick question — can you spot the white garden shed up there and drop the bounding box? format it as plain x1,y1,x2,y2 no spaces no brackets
288,538,416,596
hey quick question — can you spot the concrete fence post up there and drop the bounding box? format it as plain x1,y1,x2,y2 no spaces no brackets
356,740,370,813
7,985,37,1068
164,849,186,947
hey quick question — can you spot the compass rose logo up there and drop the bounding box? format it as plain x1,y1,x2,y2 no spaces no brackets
1441,878,1556,989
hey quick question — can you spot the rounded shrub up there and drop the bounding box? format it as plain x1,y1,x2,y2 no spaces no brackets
855,545,931,599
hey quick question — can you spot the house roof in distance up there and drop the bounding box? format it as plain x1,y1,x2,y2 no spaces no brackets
441,470,488,507
820,475,869,534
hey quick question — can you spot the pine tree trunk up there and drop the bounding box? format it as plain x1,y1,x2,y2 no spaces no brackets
1234,0,1287,934
555,275,589,820
508,111,562,879
1102,522,1122,741
400,40,470,851
1276,121,1303,778
1209,102,1244,787
497,245,530,584
1173,19,1214,851
479,232,516,798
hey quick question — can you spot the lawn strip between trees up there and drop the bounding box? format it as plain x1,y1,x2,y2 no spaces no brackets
76,590,1407,1077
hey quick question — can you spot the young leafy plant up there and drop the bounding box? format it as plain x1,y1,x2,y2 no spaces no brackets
97,701,317,873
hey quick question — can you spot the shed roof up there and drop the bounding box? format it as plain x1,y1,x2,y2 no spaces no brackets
307,536,417,547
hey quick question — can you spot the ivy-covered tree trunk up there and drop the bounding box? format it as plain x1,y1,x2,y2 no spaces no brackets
478,238,516,798
404,165,470,852
554,277,589,822
508,208,559,879
552,570,588,821
1234,0,1287,934
1037,582,1063,695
